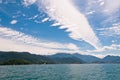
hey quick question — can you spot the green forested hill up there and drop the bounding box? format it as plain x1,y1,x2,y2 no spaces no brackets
0,51,53,65
1,51,120,65
0,51,83,65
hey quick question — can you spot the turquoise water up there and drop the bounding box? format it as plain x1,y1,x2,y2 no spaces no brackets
0,64,120,80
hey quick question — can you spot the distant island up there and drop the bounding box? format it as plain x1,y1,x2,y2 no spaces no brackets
0,51,120,65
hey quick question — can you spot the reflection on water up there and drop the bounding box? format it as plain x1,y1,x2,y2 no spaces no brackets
69,64,106,80
0,64,120,80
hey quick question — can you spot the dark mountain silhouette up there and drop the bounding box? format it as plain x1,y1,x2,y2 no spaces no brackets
102,55,120,63
0,51,84,65
0,51,120,65
0,51,53,65
73,53,101,63
47,53,84,64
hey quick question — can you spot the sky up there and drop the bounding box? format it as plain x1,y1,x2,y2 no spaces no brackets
0,0,120,58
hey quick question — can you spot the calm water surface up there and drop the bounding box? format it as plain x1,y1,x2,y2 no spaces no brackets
0,64,120,80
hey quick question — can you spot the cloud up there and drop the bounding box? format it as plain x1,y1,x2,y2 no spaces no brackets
87,44,120,53
86,0,120,14
37,0,101,49
0,0,2,3
86,11,95,15
103,0,120,14
87,44,120,58
87,0,120,37
41,18,49,23
0,27,119,58
99,2,104,6
98,25,120,36
10,20,18,24
0,27,80,55
51,22,61,27
23,0,37,7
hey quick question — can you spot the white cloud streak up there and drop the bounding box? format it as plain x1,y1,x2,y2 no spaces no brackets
0,27,119,58
10,20,18,25
0,27,80,55
87,44,120,54
87,0,120,14
37,0,101,49
98,25,120,36
41,18,49,23
103,0,120,14
23,0,37,7
87,44,120,58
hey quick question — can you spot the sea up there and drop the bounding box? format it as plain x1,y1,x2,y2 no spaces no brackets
0,64,120,80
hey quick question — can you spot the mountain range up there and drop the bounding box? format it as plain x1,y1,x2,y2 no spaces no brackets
0,51,120,65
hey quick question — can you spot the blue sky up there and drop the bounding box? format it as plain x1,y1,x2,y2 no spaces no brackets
0,0,120,57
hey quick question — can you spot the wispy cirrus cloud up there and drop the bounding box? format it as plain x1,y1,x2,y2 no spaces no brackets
86,0,120,14
0,0,2,3
0,27,80,55
86,44,120,58
103,0,120,14
98,25,120,36
37,0,101,49
23,0,37,7
88,44,120,52
41,17,49,23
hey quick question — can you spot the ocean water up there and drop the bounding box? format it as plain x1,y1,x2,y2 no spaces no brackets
0,64,120,80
